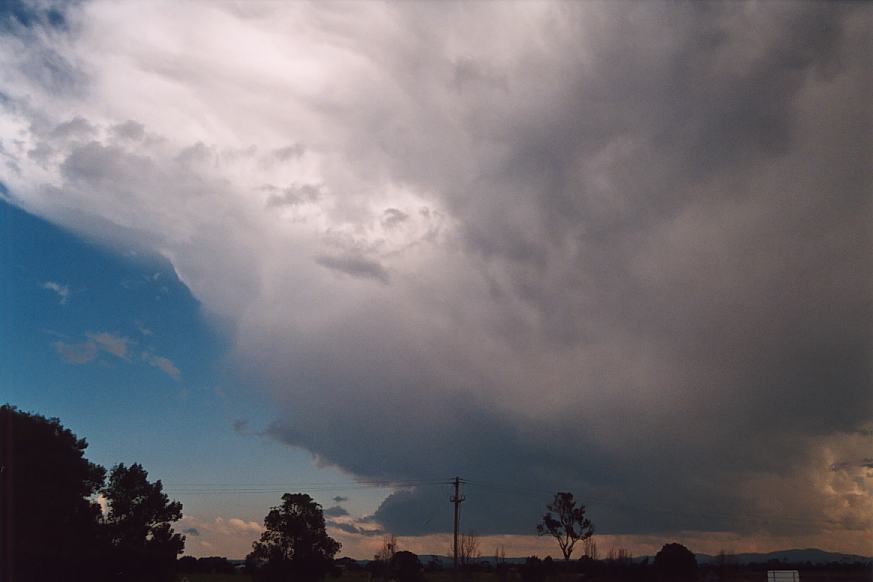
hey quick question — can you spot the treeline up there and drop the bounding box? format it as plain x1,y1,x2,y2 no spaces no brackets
0,405,184,582
177,556,239,574
354,551,871,582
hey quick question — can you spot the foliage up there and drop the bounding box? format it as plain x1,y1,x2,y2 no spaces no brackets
0,404,184,582
103,462,185,580
654,543,697,582
520,556,554,582
1,404,106,582
178,556,237,574
391,550,424,582
248,493,341,582
536,492,594,560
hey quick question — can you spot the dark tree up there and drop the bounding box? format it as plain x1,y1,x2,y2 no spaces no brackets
0,405,106,582
654,543,697,582
391,550,423,582
521,556,546,582
102,462,185,581
536,492,594,561
248,493,342,582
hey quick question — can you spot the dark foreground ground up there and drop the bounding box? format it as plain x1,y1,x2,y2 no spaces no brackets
177,568,873,582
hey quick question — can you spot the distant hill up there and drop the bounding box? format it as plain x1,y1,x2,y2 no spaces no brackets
693,548,872,565
348,549,871,567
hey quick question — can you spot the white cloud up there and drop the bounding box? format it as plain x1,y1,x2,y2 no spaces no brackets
40,281,70,305
85,331,131,360
142,352,182,381
178,515,264,558
52,330,130,364
52,339,98,364
228,518,264,534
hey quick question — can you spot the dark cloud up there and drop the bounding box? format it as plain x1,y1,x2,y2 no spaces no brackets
333,496,348,503
183,527,200,537
111,120,146,142
51,116,96,139
328,520,384,538
831,459,873,471
323,505,349,518
263,2,871,538
315,253,390,284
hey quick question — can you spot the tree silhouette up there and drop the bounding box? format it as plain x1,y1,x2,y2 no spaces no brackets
248,493,341,582
654,543,697,582
459,531,481,567
102,462,184,581
536,491,594,561
1,405,106,582
391,550,423,582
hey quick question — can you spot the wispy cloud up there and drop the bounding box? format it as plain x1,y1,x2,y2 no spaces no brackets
40,281,70,305
52,331,131,364
53,340,98,364
142,352,182,381
85,331,131,360
134,320,153,336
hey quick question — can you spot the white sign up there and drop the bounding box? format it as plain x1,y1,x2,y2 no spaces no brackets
767,571,799,582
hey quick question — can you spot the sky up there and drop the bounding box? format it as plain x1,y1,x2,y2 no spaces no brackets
1,0,871,560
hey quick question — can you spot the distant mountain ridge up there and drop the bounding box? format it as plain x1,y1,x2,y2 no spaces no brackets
692,548,872,565
356,548,871,566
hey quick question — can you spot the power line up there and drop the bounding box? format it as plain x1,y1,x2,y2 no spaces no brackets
162,479,453,495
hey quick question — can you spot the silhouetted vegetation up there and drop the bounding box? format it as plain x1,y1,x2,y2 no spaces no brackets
1,405,106,581
536,492,594,560
0,404,184,582
391,550,424,582
247,493,341,582
178,556,237,574
654,543,697,582
103,462,185,581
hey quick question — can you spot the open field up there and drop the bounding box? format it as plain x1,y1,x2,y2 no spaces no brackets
177,569,873,582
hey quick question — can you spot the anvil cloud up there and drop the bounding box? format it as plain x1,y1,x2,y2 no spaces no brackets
1,1,870,551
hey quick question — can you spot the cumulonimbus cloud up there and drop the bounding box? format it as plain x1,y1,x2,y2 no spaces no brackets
1,0,870,550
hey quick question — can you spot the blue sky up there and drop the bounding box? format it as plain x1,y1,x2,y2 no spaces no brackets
1,197,393,556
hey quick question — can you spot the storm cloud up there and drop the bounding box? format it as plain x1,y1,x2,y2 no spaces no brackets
1,0,870,549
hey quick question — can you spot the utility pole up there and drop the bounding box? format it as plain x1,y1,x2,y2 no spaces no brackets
451,476,465,573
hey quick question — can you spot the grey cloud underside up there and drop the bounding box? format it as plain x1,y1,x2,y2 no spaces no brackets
324,505,350,518
259,2,872,536
315,254,390,283
3,1,870,540
328,520,384,538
